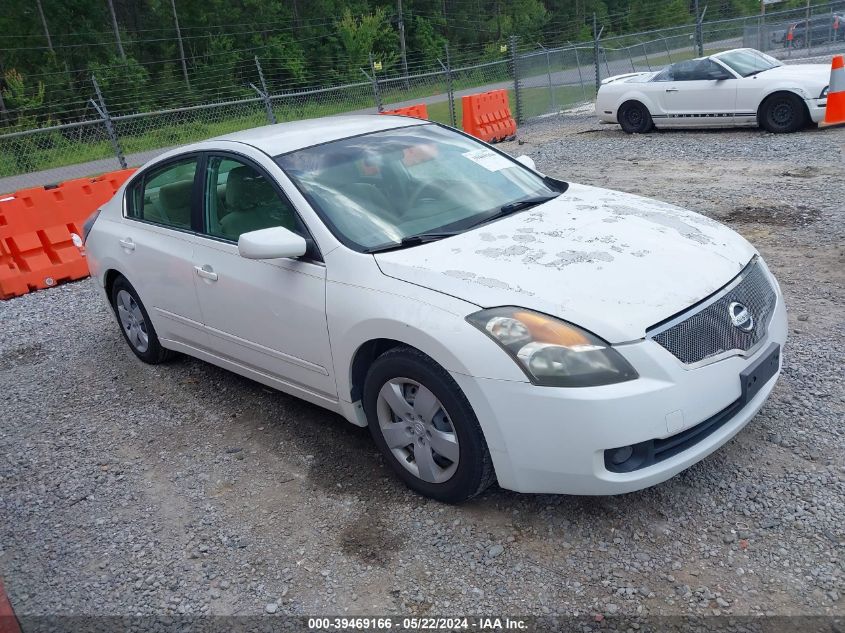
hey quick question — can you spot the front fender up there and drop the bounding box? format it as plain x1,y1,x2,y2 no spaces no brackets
325,273,529,451
757,83,817,108
327,282,528,396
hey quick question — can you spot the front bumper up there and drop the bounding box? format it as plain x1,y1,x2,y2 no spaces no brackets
452,288,787,495
809,98,827,123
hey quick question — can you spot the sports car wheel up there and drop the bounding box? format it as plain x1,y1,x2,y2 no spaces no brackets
760,93,808,134
618,101,654,134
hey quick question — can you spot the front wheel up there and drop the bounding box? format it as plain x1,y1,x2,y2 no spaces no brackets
363,347,495,503
760,93,808,133
618,101,654,134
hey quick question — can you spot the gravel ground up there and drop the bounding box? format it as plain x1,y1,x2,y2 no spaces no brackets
1,114,843,628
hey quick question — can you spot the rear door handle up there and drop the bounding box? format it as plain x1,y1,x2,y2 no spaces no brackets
665,88,679,92
194,265,218,282
119,237,135,251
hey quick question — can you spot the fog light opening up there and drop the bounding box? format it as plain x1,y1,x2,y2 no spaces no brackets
609,445,634,466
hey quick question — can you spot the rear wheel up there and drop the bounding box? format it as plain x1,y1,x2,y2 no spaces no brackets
110,276,174,364
760,92,808,134
618,101,654,134
363,347,495,503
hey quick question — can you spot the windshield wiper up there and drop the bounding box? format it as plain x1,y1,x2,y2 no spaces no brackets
365,193,562,253
364,231,461,254
500,194,560,214
467,194,560,230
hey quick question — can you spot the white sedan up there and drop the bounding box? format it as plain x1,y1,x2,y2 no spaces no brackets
84,115,786,502
596,48,829,133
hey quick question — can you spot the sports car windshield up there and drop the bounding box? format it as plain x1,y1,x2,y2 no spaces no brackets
716,49,782,77
275,124,561,252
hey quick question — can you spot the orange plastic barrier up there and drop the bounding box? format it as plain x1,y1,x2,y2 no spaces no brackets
0,168,136,300
0,579,21,633
461,90,517,143
380,104,429,119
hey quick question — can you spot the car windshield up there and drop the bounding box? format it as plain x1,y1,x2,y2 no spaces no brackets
275,124,560,252
716,49,782,77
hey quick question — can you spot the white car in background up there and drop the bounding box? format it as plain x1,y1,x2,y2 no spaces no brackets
596,48,830,133
84,115,786,502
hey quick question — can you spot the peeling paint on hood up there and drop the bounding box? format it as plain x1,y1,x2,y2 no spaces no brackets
375,183,757,343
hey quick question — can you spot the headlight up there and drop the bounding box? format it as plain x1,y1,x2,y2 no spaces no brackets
820,86,829,99
466,307,638,387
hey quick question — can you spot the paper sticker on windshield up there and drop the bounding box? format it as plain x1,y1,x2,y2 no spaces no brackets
462,149,513,172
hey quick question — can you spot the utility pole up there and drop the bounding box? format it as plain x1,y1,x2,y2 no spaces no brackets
397,0,409,87
106,0,126,61
805,0,812,49
693,0,703,56
171,0,190,89
36,0,54,54
0,89,8,124
292,0,301,33
593,12,601,94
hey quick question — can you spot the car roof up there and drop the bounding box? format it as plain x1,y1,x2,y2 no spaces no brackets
210,114,427,156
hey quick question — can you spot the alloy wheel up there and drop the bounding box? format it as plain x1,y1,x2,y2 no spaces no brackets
375,377,459,484
115,289,150,353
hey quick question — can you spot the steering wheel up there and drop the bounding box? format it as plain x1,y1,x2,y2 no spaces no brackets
407,182,443,211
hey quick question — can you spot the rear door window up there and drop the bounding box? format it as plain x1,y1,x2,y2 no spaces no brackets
127,158,198,230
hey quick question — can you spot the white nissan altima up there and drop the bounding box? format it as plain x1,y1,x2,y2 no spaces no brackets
84,115,786,502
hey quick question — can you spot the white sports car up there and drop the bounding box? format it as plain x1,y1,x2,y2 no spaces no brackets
596,48,830,133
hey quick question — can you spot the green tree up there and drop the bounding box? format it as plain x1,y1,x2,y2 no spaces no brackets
334,8,397,77
88,56,151,114
2,70,46,125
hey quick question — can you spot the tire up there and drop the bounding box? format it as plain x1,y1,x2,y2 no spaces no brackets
110,275,174,364
618,101,654,134
759,92,808,134
362,347,495,503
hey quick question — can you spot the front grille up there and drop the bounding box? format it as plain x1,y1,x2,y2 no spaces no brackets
649,259,777,365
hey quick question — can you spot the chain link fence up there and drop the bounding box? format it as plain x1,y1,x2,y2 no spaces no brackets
2,0,844,193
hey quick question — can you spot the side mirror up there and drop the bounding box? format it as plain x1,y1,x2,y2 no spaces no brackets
708,70,732,81
238,226,307,260
515,155,536,171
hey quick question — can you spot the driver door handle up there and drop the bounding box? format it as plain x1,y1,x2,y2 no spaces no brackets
194,265,218,282
665,88,679,92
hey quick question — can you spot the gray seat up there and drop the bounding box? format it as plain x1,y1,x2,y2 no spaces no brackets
219,166,293,238
154,180,193,227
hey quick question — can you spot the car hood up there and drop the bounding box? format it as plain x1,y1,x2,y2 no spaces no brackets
760,63,830,87
374,183,757,343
